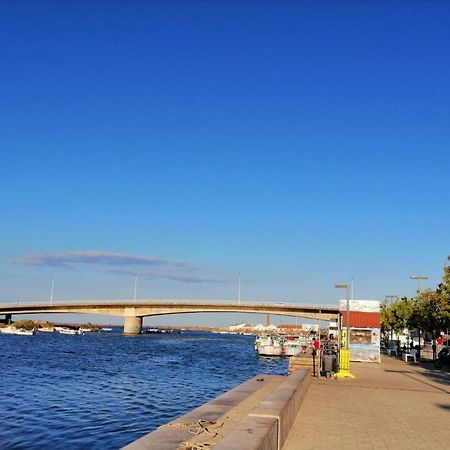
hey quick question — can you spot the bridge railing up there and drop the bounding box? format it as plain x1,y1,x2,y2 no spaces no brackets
0,298,339,312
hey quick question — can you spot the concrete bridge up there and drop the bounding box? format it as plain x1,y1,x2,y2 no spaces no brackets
0,300,340,334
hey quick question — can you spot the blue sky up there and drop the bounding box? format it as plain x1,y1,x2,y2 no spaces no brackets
1,1,450,326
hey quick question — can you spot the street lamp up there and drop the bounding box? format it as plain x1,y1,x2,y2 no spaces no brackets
335,283,350,348
409,275,428,358
238,274,241,306
385,295,398,304
50,277,54,305
334,283,355,379
133,275,138,303
409,275,428,296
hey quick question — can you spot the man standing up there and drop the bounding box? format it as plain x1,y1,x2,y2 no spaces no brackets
312,337,320,355
311,337,320,377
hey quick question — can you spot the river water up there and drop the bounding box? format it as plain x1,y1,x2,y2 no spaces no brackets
0,331,287,449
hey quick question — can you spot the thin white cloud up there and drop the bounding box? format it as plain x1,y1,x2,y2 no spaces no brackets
13,250,225,284
13,250,188,269
101,268,227,284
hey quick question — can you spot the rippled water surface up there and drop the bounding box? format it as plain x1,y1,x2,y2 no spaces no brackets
0,331,287,449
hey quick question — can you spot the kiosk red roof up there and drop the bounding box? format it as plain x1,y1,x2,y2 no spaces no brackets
341,312,380,328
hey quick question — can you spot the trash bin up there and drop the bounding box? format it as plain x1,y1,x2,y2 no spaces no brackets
333,354,339,373
322,353,336,377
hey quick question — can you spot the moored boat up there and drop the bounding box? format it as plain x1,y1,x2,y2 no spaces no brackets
55,326,81,335
79,327,95,333
37,327,55,333
282,336,307,356
255,334,284,356
0,326,16,334
13,328,36,336
255,334,309,357
0,325,36,336
143,328,162,334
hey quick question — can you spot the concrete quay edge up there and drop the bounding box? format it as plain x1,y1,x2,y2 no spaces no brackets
121,374,285,450
216,368,310,450
122,369,311,450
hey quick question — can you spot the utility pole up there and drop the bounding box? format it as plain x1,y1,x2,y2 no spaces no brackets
238,274,241,305
385,295,398,342
50,278,54,305
409,275,428,359
409,275,428,296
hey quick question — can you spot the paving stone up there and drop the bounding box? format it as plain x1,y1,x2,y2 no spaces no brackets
282,356,450,450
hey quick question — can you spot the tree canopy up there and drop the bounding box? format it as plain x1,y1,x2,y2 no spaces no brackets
381,263,450,337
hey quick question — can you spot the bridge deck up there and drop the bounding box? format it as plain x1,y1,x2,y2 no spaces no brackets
0,300,339,319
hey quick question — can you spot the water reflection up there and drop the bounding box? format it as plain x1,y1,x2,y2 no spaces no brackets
0,331,287,449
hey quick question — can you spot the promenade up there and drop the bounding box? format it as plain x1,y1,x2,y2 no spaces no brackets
282,355,450,450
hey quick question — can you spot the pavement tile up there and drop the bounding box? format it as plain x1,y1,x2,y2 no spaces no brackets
282,355,450,450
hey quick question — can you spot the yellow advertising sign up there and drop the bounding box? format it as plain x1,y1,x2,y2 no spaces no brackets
341,329,347,347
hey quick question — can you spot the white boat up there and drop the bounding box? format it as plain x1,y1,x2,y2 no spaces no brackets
59,329,78,335
143,328,162,334
255,334,308,357
255,335,284,356
13,329,36,336
37,327,55,333
55,326,80,335
102,327,113,331
0,325,16,334
282,337,306,356
0,326,35,335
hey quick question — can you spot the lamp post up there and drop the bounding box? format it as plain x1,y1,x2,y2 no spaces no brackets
334,282,355,379
133,275,138,303
238,274,241,306
385,295,398,342
409,275,428,296
385,295,398,304
335,283,350,348
409,275,428,358
50,277,54,305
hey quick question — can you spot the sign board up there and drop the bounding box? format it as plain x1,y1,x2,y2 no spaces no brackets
338,300,381,363
339,299,380,313
349,343,380,363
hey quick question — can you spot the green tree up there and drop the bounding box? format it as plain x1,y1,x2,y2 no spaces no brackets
411,264,450,340
437,265,450,303
381,297,414,343
390,297,413,334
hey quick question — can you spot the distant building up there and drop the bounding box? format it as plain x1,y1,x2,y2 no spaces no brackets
228,323,253,331
277,324,302,333
277,324,319,333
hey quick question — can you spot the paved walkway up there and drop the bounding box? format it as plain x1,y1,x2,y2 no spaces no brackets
282,355,450,450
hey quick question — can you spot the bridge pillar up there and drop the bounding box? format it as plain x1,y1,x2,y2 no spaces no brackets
123,316,143,335
2,314,12,324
